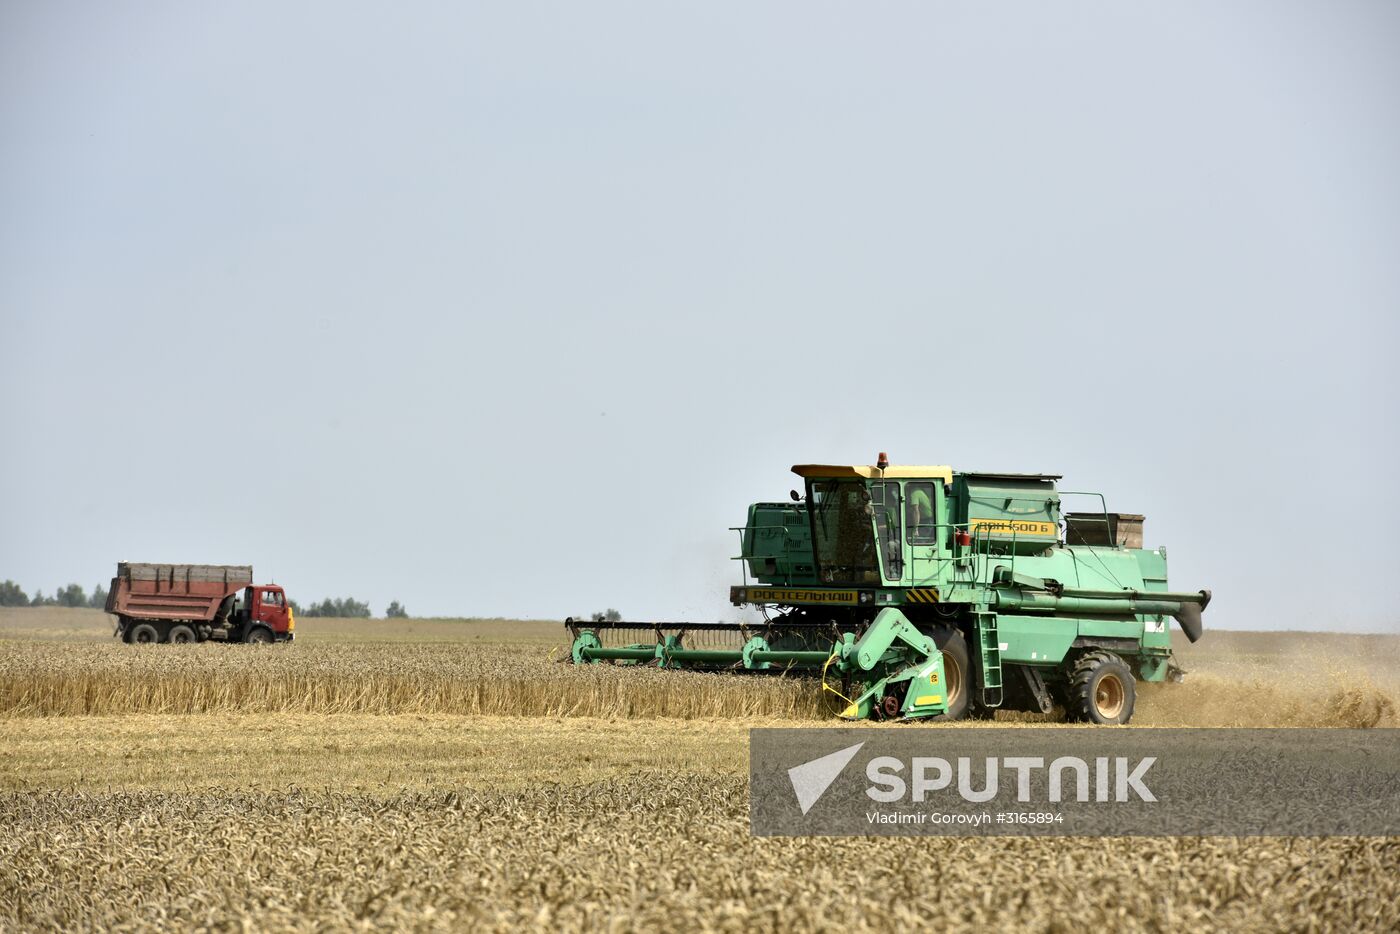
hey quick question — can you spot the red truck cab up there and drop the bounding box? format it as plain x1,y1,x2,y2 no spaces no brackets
246,585,294,642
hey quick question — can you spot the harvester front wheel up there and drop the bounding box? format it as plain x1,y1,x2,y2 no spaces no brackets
928,626,971,721
1066,651,1135,725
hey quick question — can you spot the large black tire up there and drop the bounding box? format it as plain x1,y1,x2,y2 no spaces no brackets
1065,651,1136,725
129,623,160,645
243,626,273,644
167,624,196,645
119,617,135,644
928,626,972,721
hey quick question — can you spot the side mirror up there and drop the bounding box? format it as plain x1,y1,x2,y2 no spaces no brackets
790,490,800,502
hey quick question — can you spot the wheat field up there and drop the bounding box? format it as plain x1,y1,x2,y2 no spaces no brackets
2,610,1395,727
2,607,1398,932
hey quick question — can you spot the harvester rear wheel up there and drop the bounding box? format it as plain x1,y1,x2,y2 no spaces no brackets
928,626,970,721
1066,651,1135,725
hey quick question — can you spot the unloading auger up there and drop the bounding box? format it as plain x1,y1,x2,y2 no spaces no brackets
566,455,1210,725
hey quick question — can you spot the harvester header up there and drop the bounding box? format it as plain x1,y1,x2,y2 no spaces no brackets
567,455,1210,725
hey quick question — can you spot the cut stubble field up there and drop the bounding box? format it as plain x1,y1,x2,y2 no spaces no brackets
1,608,1398,931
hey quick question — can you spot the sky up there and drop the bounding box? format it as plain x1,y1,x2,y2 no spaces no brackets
2,1,1397,631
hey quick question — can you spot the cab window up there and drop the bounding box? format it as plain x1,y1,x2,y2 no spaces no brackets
870,481,903,580
261,590,284,607
906,481,938,544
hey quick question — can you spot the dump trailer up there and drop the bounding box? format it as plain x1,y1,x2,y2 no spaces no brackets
107,563,294,644
567,455,1209,725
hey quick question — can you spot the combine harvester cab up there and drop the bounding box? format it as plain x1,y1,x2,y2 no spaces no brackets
566,455,1209,725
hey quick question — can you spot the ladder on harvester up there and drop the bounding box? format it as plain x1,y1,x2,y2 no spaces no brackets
975,611,1003,707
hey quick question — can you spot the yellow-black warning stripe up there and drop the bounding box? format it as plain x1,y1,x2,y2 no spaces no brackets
905,587,940,603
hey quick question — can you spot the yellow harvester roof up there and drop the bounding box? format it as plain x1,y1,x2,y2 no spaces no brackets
791,464,955,483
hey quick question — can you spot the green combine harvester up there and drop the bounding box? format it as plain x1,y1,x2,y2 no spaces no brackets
566,455,1209,725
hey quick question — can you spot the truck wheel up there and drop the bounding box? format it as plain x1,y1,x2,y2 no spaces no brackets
119,618,135,644
167,625,196,644
129,623,160,645
1066,651,1136,725
927,626,971,721
243,626,273,644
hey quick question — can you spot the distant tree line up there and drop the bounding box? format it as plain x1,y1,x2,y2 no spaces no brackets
287,597,410,619
0,580,108,609
292,597,372,618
